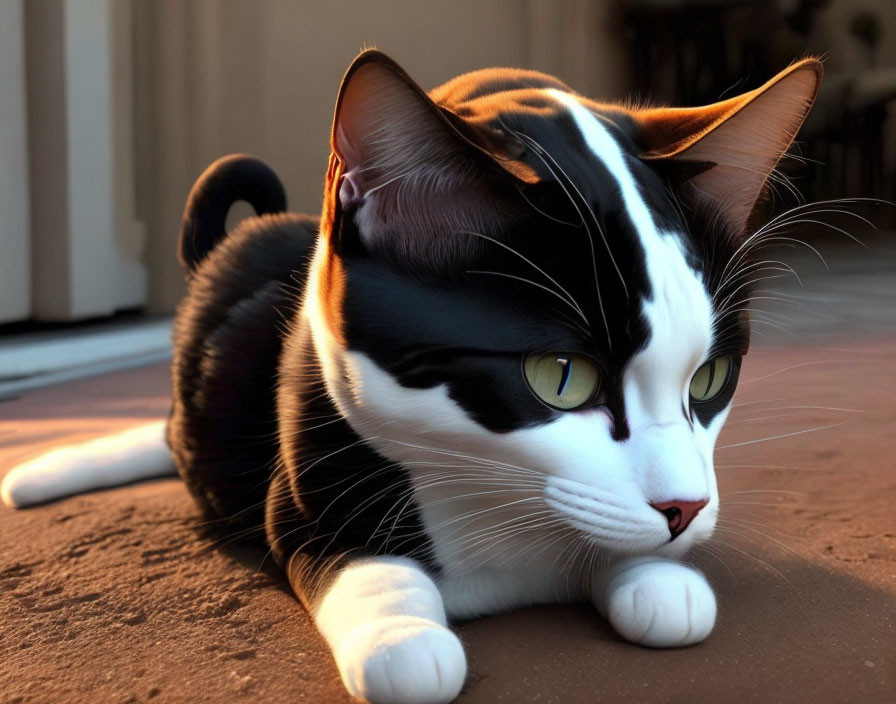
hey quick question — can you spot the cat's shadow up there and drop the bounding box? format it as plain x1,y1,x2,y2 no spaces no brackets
190,519,295,597
186,512,895,702
455,556,896,702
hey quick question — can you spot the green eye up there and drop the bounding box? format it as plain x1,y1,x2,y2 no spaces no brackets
689,356,733,403
524,353,600,410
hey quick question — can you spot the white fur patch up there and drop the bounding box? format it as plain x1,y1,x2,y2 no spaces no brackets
1,420,174,508
548,90,660,251
549,89,722,526
314,556,466,704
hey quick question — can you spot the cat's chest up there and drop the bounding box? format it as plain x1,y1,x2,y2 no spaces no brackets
409,472,592,614
412,474,548,568
429,521,590,619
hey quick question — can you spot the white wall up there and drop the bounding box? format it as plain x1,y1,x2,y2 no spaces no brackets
26,0,146,321
0,0,30,324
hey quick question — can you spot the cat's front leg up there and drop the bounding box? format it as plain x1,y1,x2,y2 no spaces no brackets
293,553,466,704
591,557,716,648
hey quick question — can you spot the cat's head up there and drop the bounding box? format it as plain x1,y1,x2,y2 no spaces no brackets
306,51,821,564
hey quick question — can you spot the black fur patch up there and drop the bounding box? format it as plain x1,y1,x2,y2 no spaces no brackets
169,211,315,531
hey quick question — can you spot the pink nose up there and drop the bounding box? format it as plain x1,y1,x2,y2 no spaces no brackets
650,499,708,539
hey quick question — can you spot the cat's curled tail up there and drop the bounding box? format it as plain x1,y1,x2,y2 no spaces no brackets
178,153,287,271
1,421,175,509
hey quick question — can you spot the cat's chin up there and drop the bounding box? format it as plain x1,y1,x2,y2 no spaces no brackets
566,519,715,563
646,521,716,560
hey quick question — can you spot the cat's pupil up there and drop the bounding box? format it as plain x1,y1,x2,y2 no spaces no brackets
698,360,717,398
556,357,571,396
689,356,734,405
523,353,601,411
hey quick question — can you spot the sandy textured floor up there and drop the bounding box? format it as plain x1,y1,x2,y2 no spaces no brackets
1,336,894,703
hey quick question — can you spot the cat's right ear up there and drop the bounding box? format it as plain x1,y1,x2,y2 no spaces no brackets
328,50,520,264
634,59,823,239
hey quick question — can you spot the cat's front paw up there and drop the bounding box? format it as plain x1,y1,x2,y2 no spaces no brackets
601,559,716,648
334,615,466,704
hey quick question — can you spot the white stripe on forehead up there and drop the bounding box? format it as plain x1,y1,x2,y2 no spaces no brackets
548,89,714,426
548,90,661,245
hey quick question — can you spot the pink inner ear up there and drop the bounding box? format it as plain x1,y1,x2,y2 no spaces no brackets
335,123,362,174
339,167,363,207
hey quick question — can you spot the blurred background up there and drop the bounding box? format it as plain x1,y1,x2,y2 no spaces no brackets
0,0,895,385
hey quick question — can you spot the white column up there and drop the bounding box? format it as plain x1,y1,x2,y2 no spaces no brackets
27,0,146,322
0,0,31,323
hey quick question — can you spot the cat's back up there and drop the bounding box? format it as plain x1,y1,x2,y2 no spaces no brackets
168,212,317,531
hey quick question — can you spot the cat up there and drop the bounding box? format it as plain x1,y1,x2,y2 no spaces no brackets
2,50,822,704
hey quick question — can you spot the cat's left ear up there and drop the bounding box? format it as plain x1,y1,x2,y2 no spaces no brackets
635,58,823,237
329,50,522,263
332,50,474,197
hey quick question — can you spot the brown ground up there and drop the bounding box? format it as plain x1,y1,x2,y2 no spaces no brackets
1,338,894,703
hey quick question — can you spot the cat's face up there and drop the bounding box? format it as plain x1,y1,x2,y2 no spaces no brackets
305,52,820,568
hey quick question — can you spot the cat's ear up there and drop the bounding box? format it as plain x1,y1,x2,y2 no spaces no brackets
330,50,518,263
332,50,462,192
635,58,823,237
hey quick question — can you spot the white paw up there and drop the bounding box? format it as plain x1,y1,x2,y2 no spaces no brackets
335,616,466,704
603,560,716,648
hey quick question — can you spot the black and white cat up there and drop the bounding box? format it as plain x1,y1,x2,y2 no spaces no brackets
3,51,821,704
